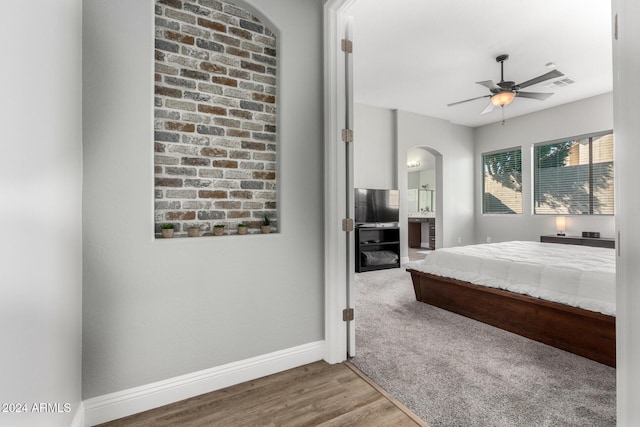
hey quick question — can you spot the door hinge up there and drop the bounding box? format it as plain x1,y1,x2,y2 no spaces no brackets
342,218,354,232
341,38,353,53
342,128,353,143
343,308,354,322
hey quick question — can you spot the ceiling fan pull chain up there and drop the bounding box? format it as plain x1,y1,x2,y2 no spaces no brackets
501,106,506,125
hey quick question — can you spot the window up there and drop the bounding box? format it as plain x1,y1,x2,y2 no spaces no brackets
533,132,614,215
482,148,522,214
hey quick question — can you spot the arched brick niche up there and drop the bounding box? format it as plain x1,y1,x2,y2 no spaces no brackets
154,0,278,237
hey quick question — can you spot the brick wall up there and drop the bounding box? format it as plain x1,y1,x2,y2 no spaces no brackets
154,0,277,237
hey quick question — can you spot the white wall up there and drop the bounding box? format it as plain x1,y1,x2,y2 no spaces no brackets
408,169,436,191
354,106,475,257
357,95,614,253
474,93,615,243
420,169,436,191
354,103,396,189
397,111,476,255
407,171,420,189
612,0,640,422
0,1,83,426
82,0,324,399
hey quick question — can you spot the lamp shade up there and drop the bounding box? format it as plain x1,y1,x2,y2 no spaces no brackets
556,216,566,235
490,91,516,107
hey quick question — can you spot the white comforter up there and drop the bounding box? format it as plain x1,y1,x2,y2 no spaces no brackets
409,241,616,316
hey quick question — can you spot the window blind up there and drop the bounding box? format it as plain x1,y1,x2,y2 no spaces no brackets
482,148,522,214
534,132,614,215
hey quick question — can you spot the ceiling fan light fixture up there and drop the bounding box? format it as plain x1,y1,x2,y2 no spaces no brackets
490,91,516,107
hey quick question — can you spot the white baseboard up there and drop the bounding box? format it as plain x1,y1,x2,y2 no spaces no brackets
70,402,84,427
83,340,325,426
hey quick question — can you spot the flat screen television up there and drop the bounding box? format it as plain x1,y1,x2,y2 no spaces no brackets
354,188,399,225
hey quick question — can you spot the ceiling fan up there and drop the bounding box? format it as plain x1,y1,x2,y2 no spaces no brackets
448,54,564,115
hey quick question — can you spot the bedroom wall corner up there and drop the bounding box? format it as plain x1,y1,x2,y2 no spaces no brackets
354,103,396,189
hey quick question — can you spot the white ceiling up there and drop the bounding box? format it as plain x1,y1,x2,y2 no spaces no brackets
349,0,613,128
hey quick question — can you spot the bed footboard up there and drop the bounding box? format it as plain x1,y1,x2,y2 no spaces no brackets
407,268,616,367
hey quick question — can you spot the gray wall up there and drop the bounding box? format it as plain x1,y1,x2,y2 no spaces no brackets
355,95,614,254
0,0,83,425
474,93,615,243
353,105,477,256
354,103,396,189
397,111,476,251
82,0,324,398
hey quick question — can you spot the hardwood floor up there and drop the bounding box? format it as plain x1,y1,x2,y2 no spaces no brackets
95,361,427,427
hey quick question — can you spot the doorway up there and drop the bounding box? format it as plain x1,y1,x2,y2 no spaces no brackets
326,0,640,422
406,146,443,262
407,147,438,262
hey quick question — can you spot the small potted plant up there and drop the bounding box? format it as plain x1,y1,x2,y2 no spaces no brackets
161,223,174,238
213,224,225,236
237,223,248,235
187,225,201,237
261,214,271,234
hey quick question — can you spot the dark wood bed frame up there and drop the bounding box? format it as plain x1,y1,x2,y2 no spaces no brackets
406,269,616,367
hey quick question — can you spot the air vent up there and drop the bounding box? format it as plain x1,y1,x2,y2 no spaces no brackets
546,77,575,89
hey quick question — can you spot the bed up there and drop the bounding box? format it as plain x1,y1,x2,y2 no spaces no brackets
406,241,616,367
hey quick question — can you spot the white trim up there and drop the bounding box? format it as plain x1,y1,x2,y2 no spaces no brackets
83,341,324,426
323,0,358,366
70,402,84,427
323,0,347,364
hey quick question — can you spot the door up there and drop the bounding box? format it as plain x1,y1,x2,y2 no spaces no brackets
344,16,356,358
323,0,358,364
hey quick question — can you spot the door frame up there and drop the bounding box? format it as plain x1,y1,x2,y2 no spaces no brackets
325,0,640,421
323,0,357,364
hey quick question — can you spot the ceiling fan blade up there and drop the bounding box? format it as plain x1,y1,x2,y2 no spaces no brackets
447,94,490,107
480,102,495,115
517,69,564,89
516,91,554,101
475,80,499,90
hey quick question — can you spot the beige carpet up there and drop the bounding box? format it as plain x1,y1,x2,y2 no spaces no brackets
351,265,615,427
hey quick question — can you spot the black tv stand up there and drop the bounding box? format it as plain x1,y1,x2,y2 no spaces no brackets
355,225,400,272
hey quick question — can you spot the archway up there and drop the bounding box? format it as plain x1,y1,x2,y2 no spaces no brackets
406,146,443,261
